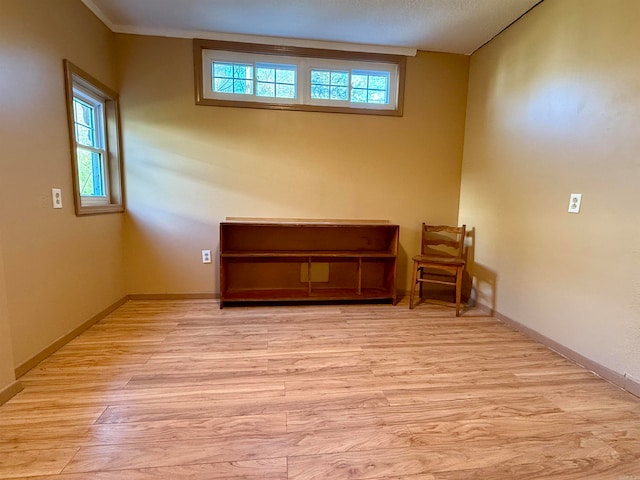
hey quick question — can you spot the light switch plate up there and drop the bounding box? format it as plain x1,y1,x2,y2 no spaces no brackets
568,193,582,213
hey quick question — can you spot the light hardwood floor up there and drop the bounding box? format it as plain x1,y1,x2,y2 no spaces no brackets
1,299,639,479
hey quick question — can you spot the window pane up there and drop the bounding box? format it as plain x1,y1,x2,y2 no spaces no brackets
256,67,275,82
75,124,94,147
77,148,105,197
351,88,367,103
214,78,233,93
368,90,387,104
330,71,349,86
369,75,388,90
276,84,295,98
213,62,253,95
351,74,368,89
253,63,296,99
213,62,233,78
73,99,93,127
256,82,275,97
311,69,350,101
233,79,253,94
73,97,97,147
311,70,330,85
350,71,390,105
234,64,253,79
330,86,348,101
311,84,330,99
276,69,295,84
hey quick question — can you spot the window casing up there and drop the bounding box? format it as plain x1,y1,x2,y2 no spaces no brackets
64,60,124,215
195,40,406,116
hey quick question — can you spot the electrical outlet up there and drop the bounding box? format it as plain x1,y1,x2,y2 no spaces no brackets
52,188,62,209
201,250,212,264
568,193,582,213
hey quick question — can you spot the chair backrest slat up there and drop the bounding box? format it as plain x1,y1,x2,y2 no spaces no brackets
421,223,466,258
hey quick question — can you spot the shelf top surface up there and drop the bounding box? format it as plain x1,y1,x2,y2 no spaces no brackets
223,217,397,227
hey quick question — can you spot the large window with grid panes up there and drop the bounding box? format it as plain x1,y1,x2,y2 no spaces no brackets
194,40,406,116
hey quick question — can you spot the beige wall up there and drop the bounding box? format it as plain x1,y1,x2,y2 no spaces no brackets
117,35,470,294
460,0,640,380
0,0,126,374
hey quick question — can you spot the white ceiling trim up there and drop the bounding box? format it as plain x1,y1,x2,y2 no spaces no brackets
116,26,418,57
81,0,417,56
82,0,115,31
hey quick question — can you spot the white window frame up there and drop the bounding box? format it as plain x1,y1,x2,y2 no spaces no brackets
63,60,125,216
203,50,300,105
303,58,398,110
194,40,406,116
72,85,110,206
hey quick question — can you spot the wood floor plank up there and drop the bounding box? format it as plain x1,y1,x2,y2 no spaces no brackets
0,405,106,427
285,370,523,396
95,391,390,424
0,413,287,452
430,453,640,479
9,381,285,407
590,425,640,458
2,458,288,480
267,352,370,374
1,299,638,480
61,427,413,473
382,375,614,406
122,366,373,389
286,395,563,432
0,448,78,478
405,413,632,453
287,435,621,480
287,446,511,480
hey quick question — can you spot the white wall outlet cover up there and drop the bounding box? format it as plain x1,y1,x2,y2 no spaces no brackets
568,193,582,213
52,188,62,209
201,250,212,263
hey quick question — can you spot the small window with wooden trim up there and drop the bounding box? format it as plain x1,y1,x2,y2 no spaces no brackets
194,40,406,116
63,60,124,215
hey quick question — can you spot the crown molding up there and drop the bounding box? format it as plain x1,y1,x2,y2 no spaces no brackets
79,1,417,57
81,0,116,31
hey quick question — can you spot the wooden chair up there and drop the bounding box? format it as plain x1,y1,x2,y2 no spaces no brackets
409,224,466,316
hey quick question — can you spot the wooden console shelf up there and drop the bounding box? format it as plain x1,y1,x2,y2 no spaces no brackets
219,219,399,307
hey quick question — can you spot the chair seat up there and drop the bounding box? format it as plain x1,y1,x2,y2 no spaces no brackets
412,254,465,266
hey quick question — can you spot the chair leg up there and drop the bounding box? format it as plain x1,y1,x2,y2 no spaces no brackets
409,262,418,309
455,266,463,317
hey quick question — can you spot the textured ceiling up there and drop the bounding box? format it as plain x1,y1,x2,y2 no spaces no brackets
82,0,542,55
